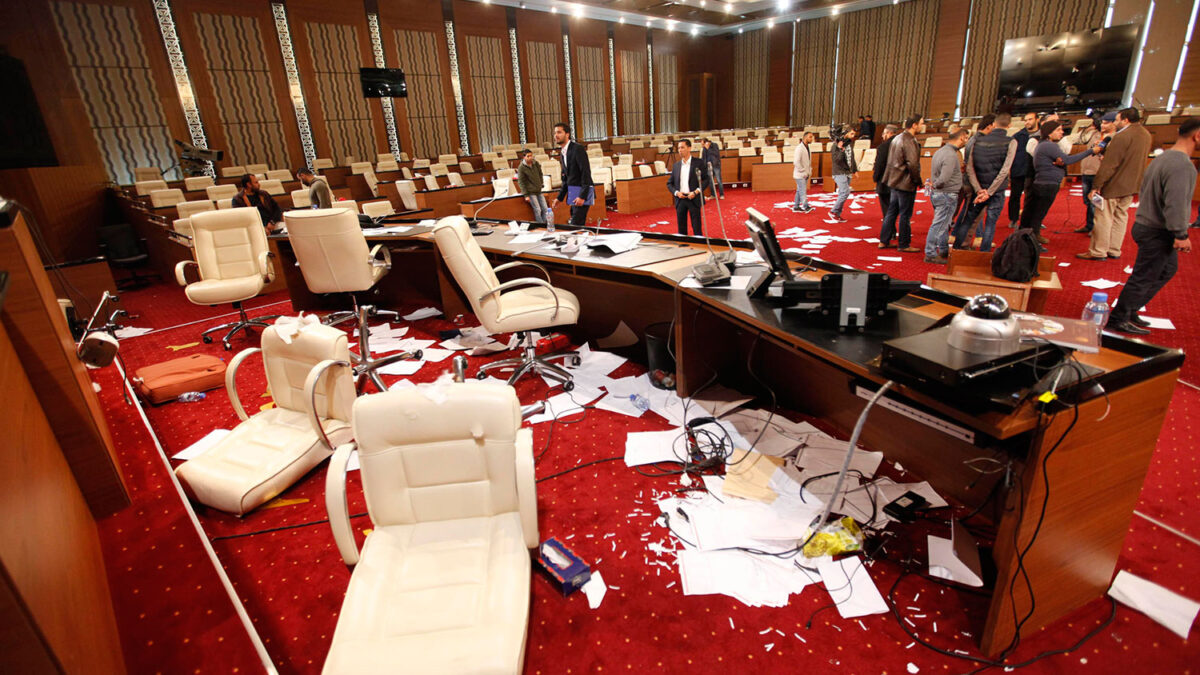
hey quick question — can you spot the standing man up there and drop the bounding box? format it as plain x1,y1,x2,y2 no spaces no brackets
950,113,1016,253
1106,118,1198,334
295,167,332,209
879,114,924,252
701,138,724,198
829,128,858,222
1006,111,1039,226
517,150,549,225
1077,108,1154,261
861,115,877,146
1019,120,1097,248
873,124,899,218
792,132,815,213
550,122,593,228
1073,115,1109,234
232,174,283,232
666,139,709,236
924,129,968,264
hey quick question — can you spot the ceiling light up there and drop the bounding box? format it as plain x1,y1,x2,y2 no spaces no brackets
767,19,774,28
738,27,743,33
572,4,582,17
725,3,733,13
831,6,839,15
550,5,557,13
691,27,699,35
700,0,706,6
618,16,625,23
778,0,790,10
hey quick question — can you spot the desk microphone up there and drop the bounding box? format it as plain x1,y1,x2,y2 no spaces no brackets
689,163,732,286
470,186,500,235
706,161,736,268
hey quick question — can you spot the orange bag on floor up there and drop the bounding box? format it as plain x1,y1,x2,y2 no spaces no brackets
132,354,226,405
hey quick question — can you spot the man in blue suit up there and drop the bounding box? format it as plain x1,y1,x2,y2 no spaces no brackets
549,121,594,227
666,139,710,236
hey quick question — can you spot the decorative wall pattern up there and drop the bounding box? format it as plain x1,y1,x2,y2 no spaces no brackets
835,0,941,124
575,45,608,140
733,29,770,127
464,34,514,152
619,49,646,135
655,52,679,133
305,22,374,164
526,41,562,144
395,29,455,157
50,1,177,184
792,18,839,125
193,12,289,170
959,0,1106,116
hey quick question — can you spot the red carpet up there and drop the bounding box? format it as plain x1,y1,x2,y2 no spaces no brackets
92,182,1199,673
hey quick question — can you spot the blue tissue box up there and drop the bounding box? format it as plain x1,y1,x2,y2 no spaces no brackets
536,537,591,597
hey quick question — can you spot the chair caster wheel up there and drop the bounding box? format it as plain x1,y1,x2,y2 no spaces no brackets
562,380,574,392
476,371,488,380
223,342,232,351
203,336,213,344
570,355,582,367
412,350,423,360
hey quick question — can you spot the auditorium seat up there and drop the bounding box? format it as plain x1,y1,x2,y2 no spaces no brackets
394,180,420,210
447,173,465,187
266,169,293,182
492,177,517,197
259,179,286,196
206,184,238,203
600,157,614,169
398,152,410,162
618,154,633,165
332,199,358,213
808,142,824,153
362,170,379,198
488,159,508,172
654,160,667,175
423,175,439,191
150,189,186,209
613,164,634,180
737,147,756,157
401,166,414,179
176,200,215,220
637,164,654,178
246,163,269,174
376,159,399,172
429,163,448,177
923,136,943,148
540,161,562,189
350,162,373,175
376,153,395,163
501,149,518,161
361,200,394,219
184,175,214,191
438,153,458,166
761,150,782,164
591,168,612,194
135,179,168,196
133,167,162,182
292,189,312,208
629,140,645,149
413,159,431,169
313,158,334,170
459,161,475,174
220,165,246,178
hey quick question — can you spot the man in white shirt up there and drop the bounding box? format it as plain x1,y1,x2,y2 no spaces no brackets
792,132,815,213
666,139,710,235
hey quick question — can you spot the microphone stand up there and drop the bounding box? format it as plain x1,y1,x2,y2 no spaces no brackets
470,187,501,236
706,160,736,268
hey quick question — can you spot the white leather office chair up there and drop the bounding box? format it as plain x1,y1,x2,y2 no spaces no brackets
591,168,612,195
447,172,466,187
175,321,354,515
184,175,214,191
458,161,476,174
133,167,162,182
761,151,782,164
175,209,280,349
637,164,654,178
175,200,215,220
600,156,615,169
433,216,580,388
221,165,247,178
540,161,562,189
292,188,312,208
350,162,372,175
429,163,449,177
401,166,414,180
808,142,824,153
501,149,518,161
618,154,633,165
361,200,393,219
376,159,399,172
488,159,509,172
150,188,186,209
206,184,238,203
362,169,380,198
283,208,420,392
492,177,515,197
323,378,536,674
629,140,645,149
394,180,420,211
332,199,357,214
398,152,410,162
313,158,334,170
172,218,194,240
923,136,943,148
259,179,286,195
737,147,756,157
135,179,168,196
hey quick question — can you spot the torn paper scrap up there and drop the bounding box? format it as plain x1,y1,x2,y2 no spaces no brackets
1080,278,1122,290
402,307,442,321
927,521,984,587
582,570,608,609
817,556,889,618
1108,570,1199,640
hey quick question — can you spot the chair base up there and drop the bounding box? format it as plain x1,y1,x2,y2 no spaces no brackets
477,332,579,390
349,304,419,393
201,303,281,351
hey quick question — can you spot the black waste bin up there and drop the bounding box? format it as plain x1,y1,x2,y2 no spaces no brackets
644,322,676,390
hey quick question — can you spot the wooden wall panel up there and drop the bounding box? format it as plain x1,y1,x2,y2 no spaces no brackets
791,17,838,126
569,17,614,139
685,35,735,129
767,25,794,126
1131,0,1195,110
516,10,569,145
836,0,940,124
649,29,689,133
453,0,518,152
377,0,460,158
614,23,649,136
928,0,971,119
733,29,770,127
0,166,108,265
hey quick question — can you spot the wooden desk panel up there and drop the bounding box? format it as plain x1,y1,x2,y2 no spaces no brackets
737,156,763,182
821,170,876,193
750,163,794,191
413,183,494,217
459,186,607,224
615,175,672,213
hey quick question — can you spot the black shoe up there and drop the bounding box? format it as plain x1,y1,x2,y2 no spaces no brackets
1106,319,1150,335
1074,226,1092,234
830,215,847,223
799,206,814,213
1130,314,1150,328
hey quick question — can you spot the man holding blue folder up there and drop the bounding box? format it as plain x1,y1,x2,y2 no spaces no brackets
550,121,594,227
667,139,710,236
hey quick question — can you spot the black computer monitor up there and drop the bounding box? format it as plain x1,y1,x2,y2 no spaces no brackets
745,208,793,282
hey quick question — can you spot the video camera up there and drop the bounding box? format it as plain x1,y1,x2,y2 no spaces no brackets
173,139,224,176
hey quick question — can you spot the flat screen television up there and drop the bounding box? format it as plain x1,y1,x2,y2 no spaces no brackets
360,68,407,98
996,23,1139,112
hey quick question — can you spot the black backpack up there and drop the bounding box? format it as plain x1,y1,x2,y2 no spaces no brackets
991,230,1041,283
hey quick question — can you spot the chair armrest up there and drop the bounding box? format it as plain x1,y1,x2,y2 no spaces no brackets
303,359,352,450
325,442,361,566
258,250,276,283
368,243,393,270
493,260,551,282
174,260,197,287
515,427,538,549
479,278,560,320
225,347,262,422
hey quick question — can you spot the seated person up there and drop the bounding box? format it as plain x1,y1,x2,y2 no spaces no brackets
232,174,284,232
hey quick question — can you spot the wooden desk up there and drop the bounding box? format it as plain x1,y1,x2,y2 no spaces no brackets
750,163,794,191
411,183,494,217
927,249,1062,313
737,156,763,182
615,175,672,213
459,186,607,224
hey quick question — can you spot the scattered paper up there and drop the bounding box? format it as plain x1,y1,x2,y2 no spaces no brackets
172,429,230,460
115,326,153,339
524,392,586,424
1108,570,1199,639
510,232,544,244
1058,262,1071,267
376,359,424,376
1140,316,1175,330
1081,278,1122,290
624,429,685,466
854,226,872,231
418,347,455,362
402,307,442,321
1124,266,1134,274
582,570,608,609
927,521,984,587
817,556,889,618
878,256,903,262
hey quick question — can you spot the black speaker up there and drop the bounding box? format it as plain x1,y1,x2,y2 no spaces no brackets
0,47,58,169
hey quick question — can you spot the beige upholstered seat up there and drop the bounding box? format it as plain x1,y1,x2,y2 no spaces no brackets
613,164,635,180
184,175,214,191
637,164,654,178
654,160,668,175
284,208,417,391
292,188,312,208
332,199,358,213
322,379,536,674
176,322,354,515
394,180,420,210
206,184,239,203
172,218,194,240
429,163,449,177
400,166,413,180
629,140,645,149
591,168,612,194
433,216,579,388
423,175,440,191
150,188,186,208
259,179,286,195
447,172,466,187
245,163,269,174
220,165,247,178
133,167,162,182
376,159,399,172
376,153,395,163
175,208,279,349
761,150,782,164
540,161,562,188
350,162,373,175
618,154,633,165
361,200,393,218
266,169,293,182
313,158,334,170
438,153,458,166
459,161,476,174
737,147,756,157
135,179,168,196
412,158,431,169
923,136,944,148
176,200,215,220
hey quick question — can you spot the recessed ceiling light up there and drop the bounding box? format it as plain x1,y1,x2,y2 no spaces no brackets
691,27,699,35
737,27,743,33
572,4,582,17
550,6,557,13
767,19,774,28
725,3,733,13
618,16,625,23
831,6,839,15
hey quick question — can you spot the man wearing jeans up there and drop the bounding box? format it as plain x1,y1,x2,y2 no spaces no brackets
1078,108,1153,260
792,132,815,213
879,114,924,252
1073,115,1109,234
516,150,549,225
829,128,857,222
701,138,724,198
925,129,968,264
951,113,1016,252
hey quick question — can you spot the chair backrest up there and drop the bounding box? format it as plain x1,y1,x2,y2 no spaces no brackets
362,169,379,197
737,147,756,157
438,153,458,166
432,216,504,328
492,177,516,197
430,163,448,176
591,167,612,190
133,167,161,182
601,156,614,168
259,179,286,195
654,160,667,175
220,165,247,178
176,200,215,220
206,184,239,201
350,162,372,175
412,158,431,169
401,166,414,179
395,180,420,210
284,208,378,293
361,200,394,218
399,152,411,162
377,159,399,172
150,188,186,208
586,147,603,158
291,188,312,208
261,323,355,422
858,148,877,172
613,164,634,180
189,208,270,282
496,167,516,180
332,199,357,213
637,164,654,177
488,159,508,172
761,150,782,164
245,163,269,174
423,174,440,191
618,154,633,165
447,172,466,187
265,169,293,182
459,161,475,174
313,158,334,170
352,381,522,526
172,217,194,240
923,136,943,148
135,180,168,196
184,175,214,191
629,140,645,149
376,153,395,163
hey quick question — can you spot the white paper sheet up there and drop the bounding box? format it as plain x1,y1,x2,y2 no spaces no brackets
1108,570,1200,639
115,326,153,339
878,256,903,262
172,429,230,460
524,392,586,424
418,348,455,362
582,570,608,609
1140,316,1175,330
376,359,424,376
402,307,442,321
510,233,544,244
1081,278,1122,290
927,521,984,587
624,429,685,466
817,556,889,618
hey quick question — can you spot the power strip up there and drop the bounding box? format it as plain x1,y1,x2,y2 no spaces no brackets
854,385,976,444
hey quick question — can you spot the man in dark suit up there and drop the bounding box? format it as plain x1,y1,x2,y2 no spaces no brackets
701,138,723,198
666,139,710,236
550,121,593,227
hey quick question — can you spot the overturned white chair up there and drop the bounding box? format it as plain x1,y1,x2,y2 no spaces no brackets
323,378,537,674
175,321,355,515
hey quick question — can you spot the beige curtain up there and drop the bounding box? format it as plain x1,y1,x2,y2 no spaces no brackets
733,29,770,127
792,18,839,126
835,0,941,125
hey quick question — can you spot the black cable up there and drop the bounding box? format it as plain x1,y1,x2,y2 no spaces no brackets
536,455,624,483
209,511,369,541
535,386,594,462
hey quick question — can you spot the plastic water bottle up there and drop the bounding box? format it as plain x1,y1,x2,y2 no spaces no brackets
177,391,206,403
629,394,651,412
1081,292,1111,332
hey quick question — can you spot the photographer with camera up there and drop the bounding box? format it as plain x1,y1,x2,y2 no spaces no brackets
829,126,858,223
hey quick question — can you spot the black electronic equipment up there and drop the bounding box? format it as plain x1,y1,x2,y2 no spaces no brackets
996,23,1138,111
881,325,1060,388
883,491,929,523
174,139,224,176
745,207,794,295
360,67,408,98
692,261,732,286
